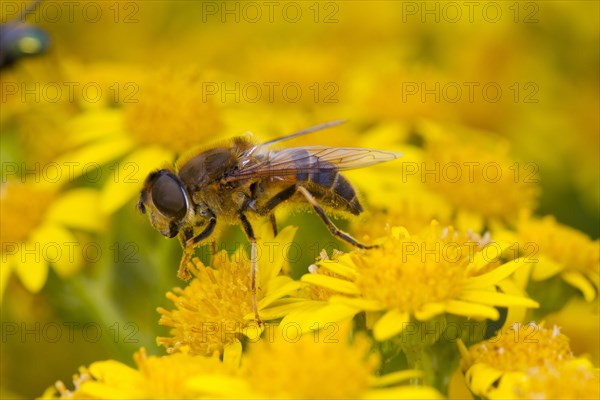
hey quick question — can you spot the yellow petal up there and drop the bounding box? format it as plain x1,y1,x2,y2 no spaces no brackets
373,308,411,341
258,279,305,309
562,271,597,301
279,301,358,333
65,109,125,145
459,290,539,308
445,300,499,320
300,273,360,295
223,339,242,368
369,370,423,387
13,240,49,293
464,363,503,395
413,302,446,320
101,146,173,214
0,256,14,301
259,225,298,286
363,387,444,399
77,381,141,399
317,259,359,280
45,188,104,232
530,255,565,281
464,258,526,289
187,375,250,396
50,135,135,187
496,279,531,326
455,210,484,232
467,240,514,273
328,295,385,311
34,224,83,278
251,299,313,321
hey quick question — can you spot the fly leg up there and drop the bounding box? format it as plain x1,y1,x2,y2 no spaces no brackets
177,215,217,280
296,186,376,249
240,211,262,325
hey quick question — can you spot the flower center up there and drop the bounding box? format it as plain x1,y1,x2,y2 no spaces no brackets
244,335,377,398
157,252,254,356
0,183,56,244
354,227,477,313
467,323,573,372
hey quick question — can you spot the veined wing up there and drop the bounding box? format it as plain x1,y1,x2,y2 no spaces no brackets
261,120,347,146
225,146,402,182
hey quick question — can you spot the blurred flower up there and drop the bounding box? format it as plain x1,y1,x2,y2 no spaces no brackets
46,346,241,399
420,122,539,232
0,181,102,299
225,331,442,399
459,322,599,399
515,215,600,302
300,222,539,341
157,225,303,355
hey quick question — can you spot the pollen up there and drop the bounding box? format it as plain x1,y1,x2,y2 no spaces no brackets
157,252,256,356
124,68,225,154
0,183,56,244
243,333,379,398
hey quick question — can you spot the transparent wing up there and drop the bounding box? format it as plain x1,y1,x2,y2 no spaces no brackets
226,146,402,181
261,120,347,147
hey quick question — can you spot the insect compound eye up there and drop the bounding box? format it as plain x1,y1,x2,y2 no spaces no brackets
151,174,187,221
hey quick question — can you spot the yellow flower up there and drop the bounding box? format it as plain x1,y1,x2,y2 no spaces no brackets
512,215,599,302
0,181,103,299
459,322,599,399
188,331,443,399
157,225,304,355
299,222,539,341
46,346,241,399
420,122,539,231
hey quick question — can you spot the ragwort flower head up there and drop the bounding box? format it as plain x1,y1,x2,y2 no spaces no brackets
420,123,539,230
157,225,301,356
303,222,539,341
459,322,599,399
48,347,239,399
517,215,600,301
238,332,443,399
1,182,102,298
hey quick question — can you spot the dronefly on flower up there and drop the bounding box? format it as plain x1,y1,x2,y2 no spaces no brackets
459,322,600,399
157,225,303,355
301,222,539,342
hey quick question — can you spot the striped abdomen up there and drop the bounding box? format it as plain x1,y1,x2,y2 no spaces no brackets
295,156,363,215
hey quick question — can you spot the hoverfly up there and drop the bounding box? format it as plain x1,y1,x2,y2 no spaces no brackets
0,0,50,69
138,121,402,322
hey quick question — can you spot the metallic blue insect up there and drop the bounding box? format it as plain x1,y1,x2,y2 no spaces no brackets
0,0,50,69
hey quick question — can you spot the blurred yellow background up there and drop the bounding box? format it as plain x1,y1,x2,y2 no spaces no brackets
1,1,598,398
